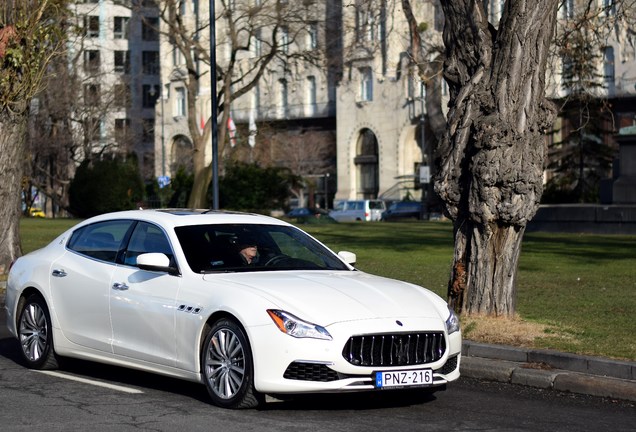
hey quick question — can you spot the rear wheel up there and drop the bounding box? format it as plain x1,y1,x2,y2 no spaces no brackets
17,294,59,370
201,318,263,409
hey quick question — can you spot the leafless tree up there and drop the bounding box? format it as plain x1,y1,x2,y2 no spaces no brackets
144,0,326,208
399,0,635,316
400,0,561,316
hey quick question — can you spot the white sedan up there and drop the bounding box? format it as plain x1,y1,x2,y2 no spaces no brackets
5,210,461,408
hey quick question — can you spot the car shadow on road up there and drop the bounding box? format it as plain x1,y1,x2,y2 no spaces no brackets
261,389,440,411
1,336,441,411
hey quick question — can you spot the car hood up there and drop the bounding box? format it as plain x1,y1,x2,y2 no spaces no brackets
206,270,446,326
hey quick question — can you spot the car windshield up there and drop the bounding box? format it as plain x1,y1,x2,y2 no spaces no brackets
175,223,350,274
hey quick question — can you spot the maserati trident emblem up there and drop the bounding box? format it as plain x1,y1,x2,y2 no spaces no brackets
394,338,408,364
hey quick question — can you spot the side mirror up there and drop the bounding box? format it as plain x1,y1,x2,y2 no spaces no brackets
137,253,179,275
337,251,357,267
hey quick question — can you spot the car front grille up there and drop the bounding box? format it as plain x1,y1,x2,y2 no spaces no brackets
283,362,341,382
342,332,446,367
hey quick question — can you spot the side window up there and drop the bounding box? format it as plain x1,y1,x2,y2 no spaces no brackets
124,222,175,268
67,220,133,263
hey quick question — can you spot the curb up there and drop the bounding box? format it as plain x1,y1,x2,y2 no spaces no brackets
461,341,636,402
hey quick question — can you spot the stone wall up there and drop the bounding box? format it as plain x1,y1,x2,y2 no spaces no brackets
527,205,636,234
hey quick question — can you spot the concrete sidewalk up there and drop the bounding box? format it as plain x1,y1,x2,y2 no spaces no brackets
461,341,636,402
2,281,634,403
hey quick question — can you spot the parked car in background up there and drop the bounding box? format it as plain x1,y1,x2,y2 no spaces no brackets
382,201,424,221
285,207,335,224
329,199,386,222
5,209,461,409
28,208,45,218
285,207,329,218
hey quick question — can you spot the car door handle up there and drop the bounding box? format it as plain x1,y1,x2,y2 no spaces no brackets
52,269,67,277
112,282,129,291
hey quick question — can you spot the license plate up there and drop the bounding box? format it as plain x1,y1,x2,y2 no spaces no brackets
375,368,433,389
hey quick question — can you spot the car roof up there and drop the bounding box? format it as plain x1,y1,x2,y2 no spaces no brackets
77,209,291,231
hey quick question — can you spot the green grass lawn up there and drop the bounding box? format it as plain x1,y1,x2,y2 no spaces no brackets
16,217,636,361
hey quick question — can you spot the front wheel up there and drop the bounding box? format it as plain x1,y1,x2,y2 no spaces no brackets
201,318,263,409
17,294,59,370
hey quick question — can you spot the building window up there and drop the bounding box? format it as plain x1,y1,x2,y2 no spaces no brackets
434,1,444,32
142,118,155,143
253,85,260,114
306,76,316,116
279,79,288,117
280,26,289,53
561,0,574,19
355,4,380,43
142,51,160,75
172,43,184,65
603,46,615,86
114,84,131,107
142,17,159,41
359,67,373,102
253,29,262,56
85,16,99,38
561,56,573,86
83,84,100,106
114,17,130,39
175,87,186,117
83,50,100,73
307,22,318,50
84,117,101,143
114,118,131,144
114,50,130,74
441,78,449,97
603,0,616,16
355,128,380,199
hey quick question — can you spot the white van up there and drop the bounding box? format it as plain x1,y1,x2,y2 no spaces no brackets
329,200,386,222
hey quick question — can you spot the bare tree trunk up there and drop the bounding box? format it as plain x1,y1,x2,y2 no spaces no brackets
0,112,26,274
438,0,560,316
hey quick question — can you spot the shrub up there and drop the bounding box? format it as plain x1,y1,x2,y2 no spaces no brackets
217,162,300,212
69,155,144,218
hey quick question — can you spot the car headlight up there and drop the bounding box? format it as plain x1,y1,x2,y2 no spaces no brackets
445,307,460,335
267,310,332,340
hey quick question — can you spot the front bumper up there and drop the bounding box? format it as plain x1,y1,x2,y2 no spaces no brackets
248,317,462,394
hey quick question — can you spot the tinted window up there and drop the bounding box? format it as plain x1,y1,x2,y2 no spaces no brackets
67,220,133,263
123,222,175,268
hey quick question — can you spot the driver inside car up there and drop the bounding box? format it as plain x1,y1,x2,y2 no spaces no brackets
232,233,259,265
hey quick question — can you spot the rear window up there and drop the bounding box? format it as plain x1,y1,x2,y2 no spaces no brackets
67,220,134,263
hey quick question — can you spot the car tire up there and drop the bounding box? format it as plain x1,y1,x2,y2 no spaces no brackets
201,318,263,409
17,294,59,370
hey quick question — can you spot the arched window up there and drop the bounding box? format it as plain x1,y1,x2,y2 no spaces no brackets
354,129,379,199
171,135,193,176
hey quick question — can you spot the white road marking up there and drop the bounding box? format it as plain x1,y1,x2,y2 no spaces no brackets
34,370,144,394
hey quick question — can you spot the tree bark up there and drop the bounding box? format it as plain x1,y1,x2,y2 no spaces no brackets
437,0,560,316
0,112,27,274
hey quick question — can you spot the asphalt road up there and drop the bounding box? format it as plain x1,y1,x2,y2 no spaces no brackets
1,307,634,432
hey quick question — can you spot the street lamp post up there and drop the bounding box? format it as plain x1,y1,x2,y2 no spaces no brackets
160,85,165,177
209,0,219,210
